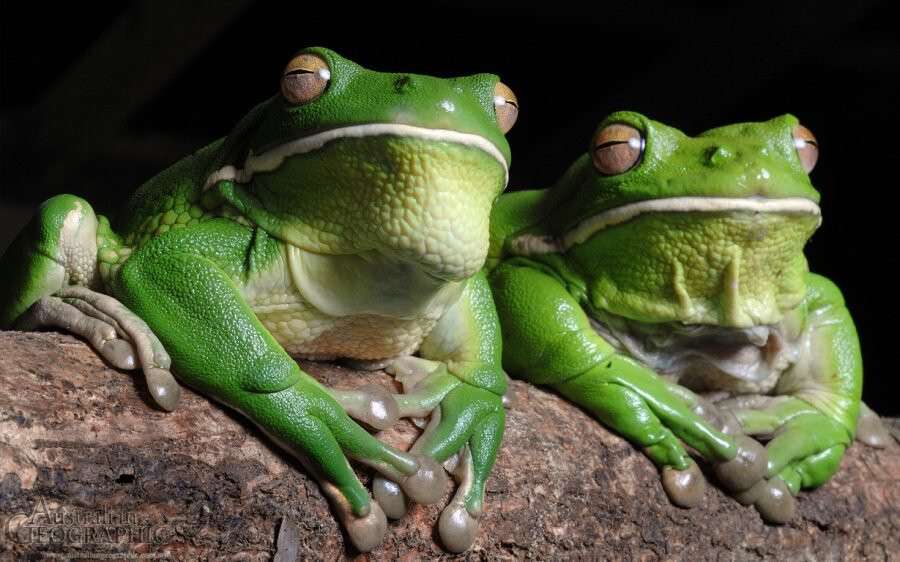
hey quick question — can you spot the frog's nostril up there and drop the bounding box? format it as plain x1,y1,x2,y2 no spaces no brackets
707,146,734,166
394,75,417,94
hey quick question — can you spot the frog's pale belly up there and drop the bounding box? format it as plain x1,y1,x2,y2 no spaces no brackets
241,245,457,360
590,312,800,395
249,291,442,360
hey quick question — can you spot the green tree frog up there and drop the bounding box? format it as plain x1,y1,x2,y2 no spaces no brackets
0,47,520,552
488,111,888,523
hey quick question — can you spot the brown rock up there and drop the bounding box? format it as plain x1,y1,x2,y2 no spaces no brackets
1,330,898,560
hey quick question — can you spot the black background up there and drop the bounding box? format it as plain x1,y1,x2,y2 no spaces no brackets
1,2,898,414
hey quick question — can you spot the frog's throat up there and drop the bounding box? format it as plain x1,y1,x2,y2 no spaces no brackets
509,196,822,255
203,123,509,190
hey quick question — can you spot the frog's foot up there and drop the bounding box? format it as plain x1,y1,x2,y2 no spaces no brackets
555,370,769,509
289,453,388,552
15,286,181,411
256,378,453,551
375,357,503,552
856,402,892,448
646,385,768,493
718,394,852,523
320,476,388,551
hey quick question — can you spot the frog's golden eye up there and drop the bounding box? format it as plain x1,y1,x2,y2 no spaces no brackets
592,123,644,175
792,124,818,174
493,82,518,134
281,53,330,105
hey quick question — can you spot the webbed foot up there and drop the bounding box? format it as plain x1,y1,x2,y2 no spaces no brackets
373,356,504,552
718,394,853,522
16,287,181,411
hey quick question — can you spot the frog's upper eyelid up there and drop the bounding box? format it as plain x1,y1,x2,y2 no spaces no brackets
595,140,630,150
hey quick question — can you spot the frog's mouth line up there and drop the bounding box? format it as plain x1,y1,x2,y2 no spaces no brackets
509,196,822,256
203,123,509,190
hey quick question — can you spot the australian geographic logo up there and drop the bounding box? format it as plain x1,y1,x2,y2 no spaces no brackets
3,496,170,546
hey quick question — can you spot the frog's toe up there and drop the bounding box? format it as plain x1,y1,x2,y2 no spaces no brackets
400,454,448,504
713,435,767,492
716,410,744,436
330,384,400,430
736,478,795,524
754,478,796,524
145,367,181,412
359,384,400,430
372,476,407,519
662,462,706,508
98,338,137,370
344,500,387,552
501,383,517,409
439,503,479,553
856,403,891,448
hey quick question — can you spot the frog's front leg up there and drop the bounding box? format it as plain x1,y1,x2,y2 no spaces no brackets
111,221,447,552
715,273,867,523
368,272,506,553
490,262,769,509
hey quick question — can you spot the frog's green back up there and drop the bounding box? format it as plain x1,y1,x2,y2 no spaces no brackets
113,139,225,248
486,189,551,270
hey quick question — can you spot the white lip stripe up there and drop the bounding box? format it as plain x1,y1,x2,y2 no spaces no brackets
204,123,509,190
562,196,822,249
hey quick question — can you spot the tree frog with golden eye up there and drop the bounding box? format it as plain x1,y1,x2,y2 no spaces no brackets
0,47,520,552
488,111,889,523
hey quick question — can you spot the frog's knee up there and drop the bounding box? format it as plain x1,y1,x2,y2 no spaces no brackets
1,195,101,326
36,194,100,286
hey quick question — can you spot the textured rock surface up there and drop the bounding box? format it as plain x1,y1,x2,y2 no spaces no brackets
1,330,898,561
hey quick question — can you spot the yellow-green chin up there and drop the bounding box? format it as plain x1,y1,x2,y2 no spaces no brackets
569,210,821,327
248,134,509,282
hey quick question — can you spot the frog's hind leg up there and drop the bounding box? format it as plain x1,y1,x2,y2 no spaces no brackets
0,194,180,411
0,194,99,327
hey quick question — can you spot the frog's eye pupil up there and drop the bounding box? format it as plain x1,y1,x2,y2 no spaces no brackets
493,82,518,134
592,124,644,175
281,53,330,105
792,124,818,174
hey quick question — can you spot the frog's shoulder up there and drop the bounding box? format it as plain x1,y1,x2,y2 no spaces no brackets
114,138,226,247
487,188,553,269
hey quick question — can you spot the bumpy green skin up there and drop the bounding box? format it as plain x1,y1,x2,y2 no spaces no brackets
488,112,862,517
0,47,511,550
